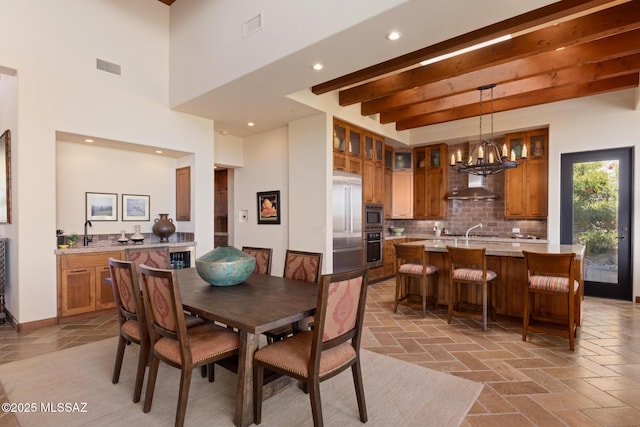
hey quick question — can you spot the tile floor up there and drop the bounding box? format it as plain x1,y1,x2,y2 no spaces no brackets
1,278,640,426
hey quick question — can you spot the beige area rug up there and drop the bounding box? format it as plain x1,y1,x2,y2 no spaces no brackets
0,337,482,427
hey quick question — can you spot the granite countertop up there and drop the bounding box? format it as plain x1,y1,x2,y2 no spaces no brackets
385,233,550,244
55,240,196,255
399,238,585,258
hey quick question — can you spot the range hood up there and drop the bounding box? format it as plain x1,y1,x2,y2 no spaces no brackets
447,175,499,201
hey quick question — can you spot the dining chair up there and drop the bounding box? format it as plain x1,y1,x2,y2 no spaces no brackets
522,251,579,351
446,246,497,332
242,246,273,275
138,264,240,427
253,267,369,427
108,258,150,404
393,243,439,317
264,249,323,343
125,246,171,269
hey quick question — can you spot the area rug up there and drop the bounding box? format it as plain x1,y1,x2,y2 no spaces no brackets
0,337,482,426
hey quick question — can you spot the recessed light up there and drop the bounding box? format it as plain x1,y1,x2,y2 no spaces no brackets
155,150,163,154
248,122,255,127
312,63,323,71
387,31,401,41
84,139,94,143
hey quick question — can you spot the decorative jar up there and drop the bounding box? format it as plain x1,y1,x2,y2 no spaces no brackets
152,213,176,242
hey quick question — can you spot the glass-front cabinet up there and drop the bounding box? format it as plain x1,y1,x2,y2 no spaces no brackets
413,144,448,219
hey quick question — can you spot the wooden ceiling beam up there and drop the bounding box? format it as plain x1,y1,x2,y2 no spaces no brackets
339,1,640,106
311,0,617,95
395,74,639,130
381,54,640,124
362,29,640,116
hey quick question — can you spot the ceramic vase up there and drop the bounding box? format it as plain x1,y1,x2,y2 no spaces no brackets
152,213,176,242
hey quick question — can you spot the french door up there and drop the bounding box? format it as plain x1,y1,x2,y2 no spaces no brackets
560,147,633,300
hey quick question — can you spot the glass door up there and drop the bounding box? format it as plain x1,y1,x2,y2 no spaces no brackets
560,147,633,300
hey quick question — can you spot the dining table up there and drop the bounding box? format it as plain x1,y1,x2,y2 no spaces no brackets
176,268,319,427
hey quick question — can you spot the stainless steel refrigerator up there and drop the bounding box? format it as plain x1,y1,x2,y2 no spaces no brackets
332,171,363,273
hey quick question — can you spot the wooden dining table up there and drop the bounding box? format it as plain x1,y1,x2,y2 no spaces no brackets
176,268,319,427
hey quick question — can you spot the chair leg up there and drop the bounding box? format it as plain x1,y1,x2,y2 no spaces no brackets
112,335,127,384
482,282,488,332
143,355,160,413
422,276,427,318
133,342,149,403
351,361,368,423
447,279,455,324
200,365,207,378
393,275,401,313
175,367,193,427
522,288,530,342
253,362,265,425
568,292,575,351
308,378,323,427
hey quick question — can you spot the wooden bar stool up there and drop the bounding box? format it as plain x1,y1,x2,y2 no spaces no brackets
394,243,439,317
522,251,579,351
446,246,497,331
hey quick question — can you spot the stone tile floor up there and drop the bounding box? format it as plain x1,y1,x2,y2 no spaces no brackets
1,278,640,426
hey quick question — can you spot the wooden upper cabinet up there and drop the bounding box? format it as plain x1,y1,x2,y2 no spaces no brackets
413,144,448,219
332,119,362,174
176,166,191,221
363,132,385,204
504,128,548,218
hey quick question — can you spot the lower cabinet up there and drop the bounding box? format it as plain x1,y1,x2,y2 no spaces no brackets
58,251,122,317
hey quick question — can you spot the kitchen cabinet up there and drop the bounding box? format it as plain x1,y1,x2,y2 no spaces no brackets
384,145,393,219
332,119,362,174
505,129,548,218
391,171,413,219
176,166,191,221
413,144,448,219
383,238,404,278
57,251,122,317
363,133,384,204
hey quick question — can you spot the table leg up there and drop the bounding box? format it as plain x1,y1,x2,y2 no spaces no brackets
235,330,259,427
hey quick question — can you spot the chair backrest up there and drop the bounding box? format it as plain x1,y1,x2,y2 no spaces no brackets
310,267,369,366
138,264,191,363
283,250,323,283
394,243,426,267
523,251,576,282
126,246,171,269
447,246,487,271
242,246,273,275
108,258,146,330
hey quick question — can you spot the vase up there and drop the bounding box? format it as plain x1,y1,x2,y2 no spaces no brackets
152,213,176,242
131,225,144,243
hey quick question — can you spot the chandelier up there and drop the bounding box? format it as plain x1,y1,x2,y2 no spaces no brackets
450,84,526,176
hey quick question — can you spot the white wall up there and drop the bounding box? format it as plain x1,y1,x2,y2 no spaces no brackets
56,141,186,237
0,0,214,324
233,127,289,276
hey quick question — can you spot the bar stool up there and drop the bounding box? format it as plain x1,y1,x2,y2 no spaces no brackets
522,251,579,351
394,243,439,317
446,246,497,331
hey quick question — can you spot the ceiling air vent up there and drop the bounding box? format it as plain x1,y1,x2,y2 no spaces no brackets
96,58,122,76
243,14,262,38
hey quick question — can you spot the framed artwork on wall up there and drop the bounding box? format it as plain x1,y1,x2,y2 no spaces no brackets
86,192,117,221
0,130,11,224
122,194,150,221
257,190,280,224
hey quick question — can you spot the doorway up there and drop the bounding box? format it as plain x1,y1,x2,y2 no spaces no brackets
560,147,633,300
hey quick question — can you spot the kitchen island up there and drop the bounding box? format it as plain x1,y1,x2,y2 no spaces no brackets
398,239,585,325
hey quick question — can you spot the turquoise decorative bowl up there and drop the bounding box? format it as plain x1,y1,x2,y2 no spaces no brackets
195,246,256,286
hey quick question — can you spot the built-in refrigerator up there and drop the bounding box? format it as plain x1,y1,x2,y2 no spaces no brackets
332,171,363,273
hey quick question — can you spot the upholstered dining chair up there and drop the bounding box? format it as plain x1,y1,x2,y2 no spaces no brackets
125,246,171,269
138,264,240,427
394,243,439,317
522,251,579,351
263,249,323,343
446,246,497,332
242,246,273,275
108,258,150,404
253,267,369,427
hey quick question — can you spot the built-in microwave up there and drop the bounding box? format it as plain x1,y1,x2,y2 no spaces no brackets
364,204,384,231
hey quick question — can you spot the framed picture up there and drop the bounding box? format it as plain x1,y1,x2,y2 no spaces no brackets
86,192,117,221
257,190,280,224
122,194,150,221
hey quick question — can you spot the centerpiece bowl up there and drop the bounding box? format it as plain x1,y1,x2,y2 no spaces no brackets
195,246,255,286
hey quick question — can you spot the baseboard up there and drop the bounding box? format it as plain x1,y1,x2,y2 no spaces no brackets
636,296,640,304
16,316,58,332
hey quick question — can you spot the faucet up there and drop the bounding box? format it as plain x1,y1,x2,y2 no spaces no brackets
83,220,93,246
465,223,482,239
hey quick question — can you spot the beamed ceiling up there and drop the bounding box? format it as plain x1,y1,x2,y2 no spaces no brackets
312,0,640,132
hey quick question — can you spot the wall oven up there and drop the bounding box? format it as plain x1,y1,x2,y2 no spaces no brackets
365,231,383,267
